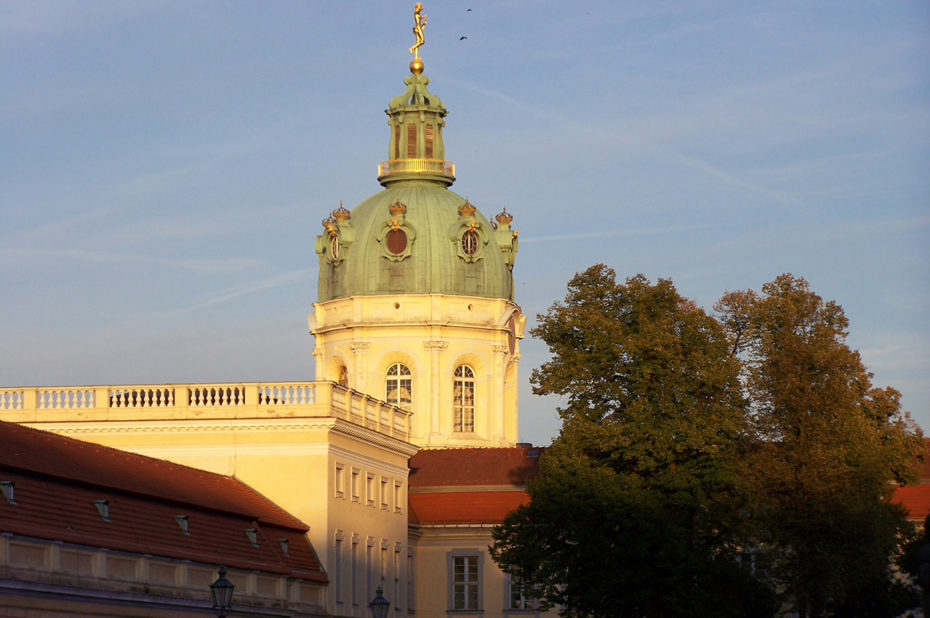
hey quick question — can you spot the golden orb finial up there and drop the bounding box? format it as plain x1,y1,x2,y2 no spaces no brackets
410,58,424,74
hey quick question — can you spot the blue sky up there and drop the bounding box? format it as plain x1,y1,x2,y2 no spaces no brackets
1,1,927,445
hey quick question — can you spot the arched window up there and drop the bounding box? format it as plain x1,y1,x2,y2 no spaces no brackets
337,366,348,387
453,365,475,432
385,363,412,409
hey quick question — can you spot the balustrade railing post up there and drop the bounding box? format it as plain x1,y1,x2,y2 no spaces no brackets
93,388,109,412
23,389,37,414
174,386,189,409
245,384,258,406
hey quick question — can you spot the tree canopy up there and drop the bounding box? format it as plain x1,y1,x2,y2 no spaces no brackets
491,265,773,617
716,274,923,616
492,266,923,618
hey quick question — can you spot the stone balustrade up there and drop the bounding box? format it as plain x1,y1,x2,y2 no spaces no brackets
0,381,410,441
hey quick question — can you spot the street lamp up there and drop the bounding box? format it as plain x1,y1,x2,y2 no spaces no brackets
210,566,235,617
368,586,390,618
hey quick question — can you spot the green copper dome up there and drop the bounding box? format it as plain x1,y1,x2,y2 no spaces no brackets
315,67,518,302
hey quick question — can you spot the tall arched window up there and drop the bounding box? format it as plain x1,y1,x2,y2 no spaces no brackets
385,363,412,409
453,365,475,432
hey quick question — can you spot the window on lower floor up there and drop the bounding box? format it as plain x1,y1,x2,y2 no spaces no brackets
450,553,481,610
508,574,536,609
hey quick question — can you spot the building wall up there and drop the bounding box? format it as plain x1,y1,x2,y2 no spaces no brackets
2,382,416,615
412,527,552,618
0,533,326,617
310,293,525,448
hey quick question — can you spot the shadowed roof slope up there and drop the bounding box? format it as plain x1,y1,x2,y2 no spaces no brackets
0,421,326,581
0,420,301,528
408,446,541,487
408,446,541,526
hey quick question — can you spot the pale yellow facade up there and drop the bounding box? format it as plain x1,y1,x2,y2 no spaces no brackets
0,534,327,617
309,293,526,448
0,382,417,615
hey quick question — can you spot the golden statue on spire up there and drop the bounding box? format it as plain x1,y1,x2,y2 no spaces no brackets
409,3,427,59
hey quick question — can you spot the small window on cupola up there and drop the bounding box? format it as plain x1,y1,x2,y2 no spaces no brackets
462,229,479,256
407,124,417,157
330,234,340,260
386,229,408,254
424,124,434,158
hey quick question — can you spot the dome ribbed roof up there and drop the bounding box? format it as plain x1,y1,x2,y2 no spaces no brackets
315,65,517,301
316,181,516,301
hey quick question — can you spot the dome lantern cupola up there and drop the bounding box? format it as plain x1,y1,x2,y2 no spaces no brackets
377,3,454,187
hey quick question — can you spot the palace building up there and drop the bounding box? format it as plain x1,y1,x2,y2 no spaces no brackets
0,8,553,617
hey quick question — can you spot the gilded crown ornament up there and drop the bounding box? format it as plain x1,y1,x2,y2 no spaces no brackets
322,215,337,236
495,208,514,226
389,200,408,216
457,198,476,217
331,202,350,221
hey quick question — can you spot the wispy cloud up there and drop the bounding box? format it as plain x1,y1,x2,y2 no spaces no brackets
521,222,722,244
0,247,269,273
168,268,315,314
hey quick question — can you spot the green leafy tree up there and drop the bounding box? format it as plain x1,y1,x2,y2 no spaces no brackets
716,274,922,617
491,265,775,617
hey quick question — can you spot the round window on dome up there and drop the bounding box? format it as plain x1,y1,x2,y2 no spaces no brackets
385,229,408,254
462,229,479,256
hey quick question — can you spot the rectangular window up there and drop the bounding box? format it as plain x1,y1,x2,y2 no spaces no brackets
394,125,401,159
407,549,415,611
381,477,389,510
352,535,360,606
406,124,417,157
394,480,403,513
351,468,361,502
509,574,535,609
394,546,401,613
424,124,434,158
452,555,480,610
367,473,376,506
367,541,374,602
334,535,344,603
335,463,345,498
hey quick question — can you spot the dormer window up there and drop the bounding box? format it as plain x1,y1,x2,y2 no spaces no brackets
94,499,110,522
1,481,15,504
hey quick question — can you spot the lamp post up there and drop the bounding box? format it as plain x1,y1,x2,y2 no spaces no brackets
368,586,390,618
210,566,235,617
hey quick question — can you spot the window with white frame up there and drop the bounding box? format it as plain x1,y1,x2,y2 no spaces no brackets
508,573,535,609
453,365,475,432
385,363,412,409
448,552,482,610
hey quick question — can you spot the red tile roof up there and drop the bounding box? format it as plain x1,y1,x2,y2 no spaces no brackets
893,484,930,522
409,490,530,526
407,447,540,526
0,421,326,581
0,420,302,528
409,446,541,487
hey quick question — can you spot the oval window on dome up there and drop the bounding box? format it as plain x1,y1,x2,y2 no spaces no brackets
330,234,340,260
462,230,479,256
386,229,408,254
